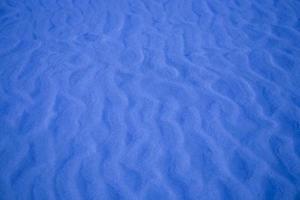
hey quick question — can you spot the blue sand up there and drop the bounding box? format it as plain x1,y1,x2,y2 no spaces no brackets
0,0,300,199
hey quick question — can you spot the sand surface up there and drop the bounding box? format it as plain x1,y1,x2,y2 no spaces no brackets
0,0,300,199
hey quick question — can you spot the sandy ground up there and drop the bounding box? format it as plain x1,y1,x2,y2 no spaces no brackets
0,0,300,199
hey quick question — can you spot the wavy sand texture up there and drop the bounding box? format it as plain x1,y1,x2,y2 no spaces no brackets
0,0,300,199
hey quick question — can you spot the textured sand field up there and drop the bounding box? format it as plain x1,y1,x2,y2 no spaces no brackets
0,0,300,199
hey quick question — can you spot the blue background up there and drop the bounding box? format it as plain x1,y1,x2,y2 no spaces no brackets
0,0,300,199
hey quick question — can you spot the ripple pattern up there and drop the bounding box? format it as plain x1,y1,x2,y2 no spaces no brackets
0,0,300,199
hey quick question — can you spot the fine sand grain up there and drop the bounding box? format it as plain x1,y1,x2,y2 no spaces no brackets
0,0,300,199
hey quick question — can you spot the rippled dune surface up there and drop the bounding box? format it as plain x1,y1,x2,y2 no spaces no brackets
1,0,300,199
